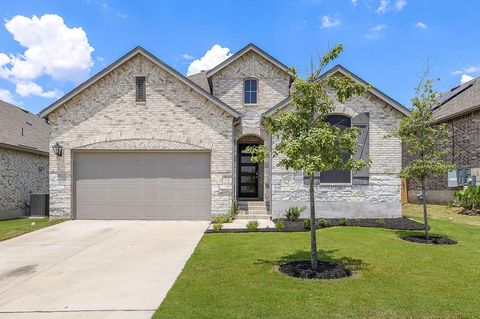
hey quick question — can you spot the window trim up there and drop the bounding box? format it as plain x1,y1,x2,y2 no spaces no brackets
319,113,353,185
135,76,146,103
243,78,258,105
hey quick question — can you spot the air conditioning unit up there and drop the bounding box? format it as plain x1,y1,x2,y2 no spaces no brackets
29,193,49,217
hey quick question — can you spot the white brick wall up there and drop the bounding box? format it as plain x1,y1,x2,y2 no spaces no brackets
210,50,291,203
47,54,235,218
270,93,404,219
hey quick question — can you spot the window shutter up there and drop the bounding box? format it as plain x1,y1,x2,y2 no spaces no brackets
352,112,369,185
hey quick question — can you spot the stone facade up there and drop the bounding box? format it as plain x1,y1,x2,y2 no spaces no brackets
0,147,49,219
210,50,290,204
405,109,480,203
47,53,235,218
270,93,404,219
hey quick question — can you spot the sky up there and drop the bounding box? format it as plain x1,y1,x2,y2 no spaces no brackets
0,0,479,114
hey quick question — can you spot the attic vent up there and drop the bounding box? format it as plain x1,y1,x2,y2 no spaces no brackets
136,76,146,102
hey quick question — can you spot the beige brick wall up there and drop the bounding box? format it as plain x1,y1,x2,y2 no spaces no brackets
0,147,48,219
270,93,404,218
210,50,291,203
47,54,235,218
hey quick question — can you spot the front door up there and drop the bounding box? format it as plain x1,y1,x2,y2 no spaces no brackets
238,144,258,198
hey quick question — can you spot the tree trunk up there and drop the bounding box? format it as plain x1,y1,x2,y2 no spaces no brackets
420,178,430,239
309,174,318,269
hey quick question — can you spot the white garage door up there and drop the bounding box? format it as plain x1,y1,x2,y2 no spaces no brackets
73,152,211,220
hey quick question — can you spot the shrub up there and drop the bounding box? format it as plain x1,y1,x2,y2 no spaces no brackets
246,220,259,231
284,206,306,221
213,214,233,224
228,199,240,216
274,220,285,230
212,223,223,232
375,218,385,227
303,218,311,230
339,217,348,226
454,184,480,210
318,218,330,227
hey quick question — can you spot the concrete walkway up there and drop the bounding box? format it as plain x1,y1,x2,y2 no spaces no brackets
0,220,209,318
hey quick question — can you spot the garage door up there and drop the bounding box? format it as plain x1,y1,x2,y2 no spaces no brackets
74,152,211,220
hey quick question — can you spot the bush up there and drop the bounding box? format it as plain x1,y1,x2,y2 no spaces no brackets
228,199,240,216
303,218,311,230
454,184,480,210
317,218,330,228
213,214,233,224
375,218,385,227
284,206,306,221
339,217,348,226
212,223,223,232
246,220,259,231
274,220,285,230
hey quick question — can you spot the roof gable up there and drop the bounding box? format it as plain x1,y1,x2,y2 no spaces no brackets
205,43,292,79
40,47,240,119
264,65,410,117
0,100,49,154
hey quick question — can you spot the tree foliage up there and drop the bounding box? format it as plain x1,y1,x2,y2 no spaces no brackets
249,44,370,268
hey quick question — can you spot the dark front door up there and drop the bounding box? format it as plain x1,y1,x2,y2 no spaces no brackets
238,144,258,198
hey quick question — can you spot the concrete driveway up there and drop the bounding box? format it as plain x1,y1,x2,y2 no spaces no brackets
0,220,209,318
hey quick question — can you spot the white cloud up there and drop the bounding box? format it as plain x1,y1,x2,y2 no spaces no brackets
15,81,62,98
2,14,94,82
395,0,407,11
187,44,232,76
415,22,428,29
452,66,480,75
351,0,358,6
461,74,474,84
321,15,341,28
376,0,389,13
365,24,387,39
377,0,406,13
181,53,195,60
0,88,16,103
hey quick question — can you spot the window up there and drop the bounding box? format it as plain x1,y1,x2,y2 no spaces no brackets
244,79,257,104
304,115,352,185
136,76,146,102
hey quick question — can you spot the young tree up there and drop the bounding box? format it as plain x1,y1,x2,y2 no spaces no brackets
393,77,454,239
249,44,370,268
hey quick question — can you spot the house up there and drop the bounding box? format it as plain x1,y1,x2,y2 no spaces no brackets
0,100,50,219
40,44,409,220
404,77,480,203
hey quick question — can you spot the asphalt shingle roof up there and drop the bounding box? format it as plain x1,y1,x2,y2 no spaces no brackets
433,77,480,121
187,71,210,92
0,100,50,154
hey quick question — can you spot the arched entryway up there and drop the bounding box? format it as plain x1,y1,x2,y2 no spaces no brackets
237,135,264,200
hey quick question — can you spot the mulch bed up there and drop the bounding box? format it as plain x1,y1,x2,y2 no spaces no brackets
278,260,352,280
205,217,424,233
458,209,480,216
400,235,457,245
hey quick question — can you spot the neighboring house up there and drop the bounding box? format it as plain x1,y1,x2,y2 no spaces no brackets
404,77,480,203
40,44,409,220
0,100,50,219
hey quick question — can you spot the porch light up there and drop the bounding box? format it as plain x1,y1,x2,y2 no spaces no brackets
52,142,63,157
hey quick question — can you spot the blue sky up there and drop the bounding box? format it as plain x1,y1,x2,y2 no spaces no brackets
0,0,479,114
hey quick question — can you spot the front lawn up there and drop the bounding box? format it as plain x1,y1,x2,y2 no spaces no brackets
0,218,63,241
155,211,480,318
403,203,480,226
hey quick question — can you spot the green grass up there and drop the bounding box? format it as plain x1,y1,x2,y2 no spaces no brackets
155,207,480,319
0,218,63,241
403,203,480,226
